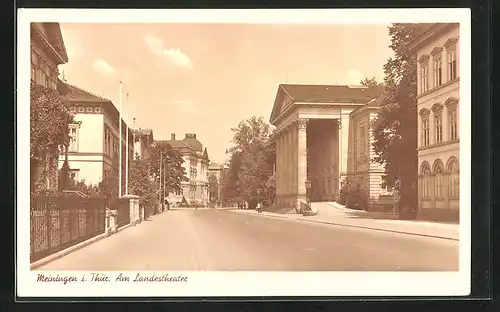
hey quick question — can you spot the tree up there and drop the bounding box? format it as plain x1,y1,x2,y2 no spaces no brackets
30,83,73,193
370,23,428,216
225,116,275,205
150,143,189,196
129,155,159,212
208,173,219,203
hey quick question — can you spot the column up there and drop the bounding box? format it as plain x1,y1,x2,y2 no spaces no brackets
292,122,297,208
296,118,308,212
276,131,282,206
285,127,291,206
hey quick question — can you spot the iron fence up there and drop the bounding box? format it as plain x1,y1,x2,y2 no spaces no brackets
30,194,106,263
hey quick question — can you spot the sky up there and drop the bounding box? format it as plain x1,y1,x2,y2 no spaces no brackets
58,23,393,164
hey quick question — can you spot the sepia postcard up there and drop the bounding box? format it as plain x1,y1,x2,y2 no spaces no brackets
17,8,471,298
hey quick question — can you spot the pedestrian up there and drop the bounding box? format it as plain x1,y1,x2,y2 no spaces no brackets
256,201,263,213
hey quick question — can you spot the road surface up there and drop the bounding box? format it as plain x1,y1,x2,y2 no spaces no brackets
36,208,458,271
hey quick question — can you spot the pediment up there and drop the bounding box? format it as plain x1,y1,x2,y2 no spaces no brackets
269,86,295,125
418,54,430,63
444,38,458,49
430,47,443,56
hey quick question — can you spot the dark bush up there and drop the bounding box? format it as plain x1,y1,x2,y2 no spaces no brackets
339,183,349,205
346,189,369,210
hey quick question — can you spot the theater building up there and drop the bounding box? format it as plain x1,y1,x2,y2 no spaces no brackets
269,84,389,212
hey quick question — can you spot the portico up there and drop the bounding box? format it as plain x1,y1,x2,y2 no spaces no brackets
270,84,383,213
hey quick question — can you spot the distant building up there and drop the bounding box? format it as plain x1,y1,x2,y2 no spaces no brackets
408,23,460,222
157,133,210,206
57,81,134,191
30,22,69,191
208,162,227,206
133,128,154,160
269,84,393,212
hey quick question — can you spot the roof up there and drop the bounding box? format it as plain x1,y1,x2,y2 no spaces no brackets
280,84,384,103
32,23,69,64
182,137,203,152
351,96,384,115
269,83,384,124
57,80,111,103
406,23,459,54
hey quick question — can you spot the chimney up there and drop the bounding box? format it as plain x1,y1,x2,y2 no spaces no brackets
171,133,176,140
185,133,196,139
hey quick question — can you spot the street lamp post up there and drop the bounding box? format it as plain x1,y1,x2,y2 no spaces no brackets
305,180,312,205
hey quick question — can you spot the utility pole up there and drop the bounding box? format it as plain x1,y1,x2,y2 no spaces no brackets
118,81,123,198
125,93,129,195
159,152,162,212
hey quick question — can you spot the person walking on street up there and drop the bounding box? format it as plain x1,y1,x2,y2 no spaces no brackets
256,201,263,213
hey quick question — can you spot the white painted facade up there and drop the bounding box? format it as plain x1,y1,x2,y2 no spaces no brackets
413,24,460,221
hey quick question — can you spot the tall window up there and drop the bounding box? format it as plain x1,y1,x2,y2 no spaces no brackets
421,117,430,146
420,63,429,93
447,158,459,198
420,162,431,199
433,57,442,87
31,51,38,82
359,125,366,156
449,109,458,140
433,161,444,200
68,126,79,152
434,113,443,144
447,49,457,81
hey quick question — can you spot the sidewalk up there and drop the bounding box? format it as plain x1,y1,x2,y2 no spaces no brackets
228,203,459,241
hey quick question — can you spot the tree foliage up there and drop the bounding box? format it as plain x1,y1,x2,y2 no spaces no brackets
208,173,219,203
129,155,159,209
30,83,73,160
30,83,74,193
370,23,427,210
150,143,189,194
223,116,276,205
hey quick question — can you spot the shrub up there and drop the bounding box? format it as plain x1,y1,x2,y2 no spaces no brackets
346,189,369,210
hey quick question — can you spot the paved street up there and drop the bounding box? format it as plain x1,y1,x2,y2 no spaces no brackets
36,208,458,271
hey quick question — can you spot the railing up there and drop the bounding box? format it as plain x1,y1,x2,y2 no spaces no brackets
30,194,106,263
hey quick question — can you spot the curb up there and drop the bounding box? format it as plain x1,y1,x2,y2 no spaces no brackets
296,218,459,241
30,222,136,270
228,209,457,241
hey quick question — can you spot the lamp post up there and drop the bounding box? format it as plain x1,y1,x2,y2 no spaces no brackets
305,180,312,205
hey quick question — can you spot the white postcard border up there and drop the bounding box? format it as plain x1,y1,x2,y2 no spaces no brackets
17,8,472,298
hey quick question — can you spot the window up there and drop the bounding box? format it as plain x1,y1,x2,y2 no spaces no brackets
87,107,93,113
433,161,445,200
95,107,101,113
434,113,443,144
78,107,84,113
447,158,459,198
359,125,366,156
31,51,38,82
447,49,457,81
433,57,442,87
420,162,432,199
70,107,76,113
420,63,429,93
449,109,458,141
69,169,79,181
68,126,79,152
421,117,430,146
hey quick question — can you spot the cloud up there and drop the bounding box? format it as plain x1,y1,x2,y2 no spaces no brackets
346,69,364,85
92,58,115,75
171,100,197,114
144,35,193,69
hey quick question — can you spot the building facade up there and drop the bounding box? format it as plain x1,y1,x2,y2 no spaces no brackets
133,128,155,160
57,81,134,191
30,22,69,191
270,84,389,212
347,98,395,210
208,162,227,206
409,23,460,222
159,133,210,206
